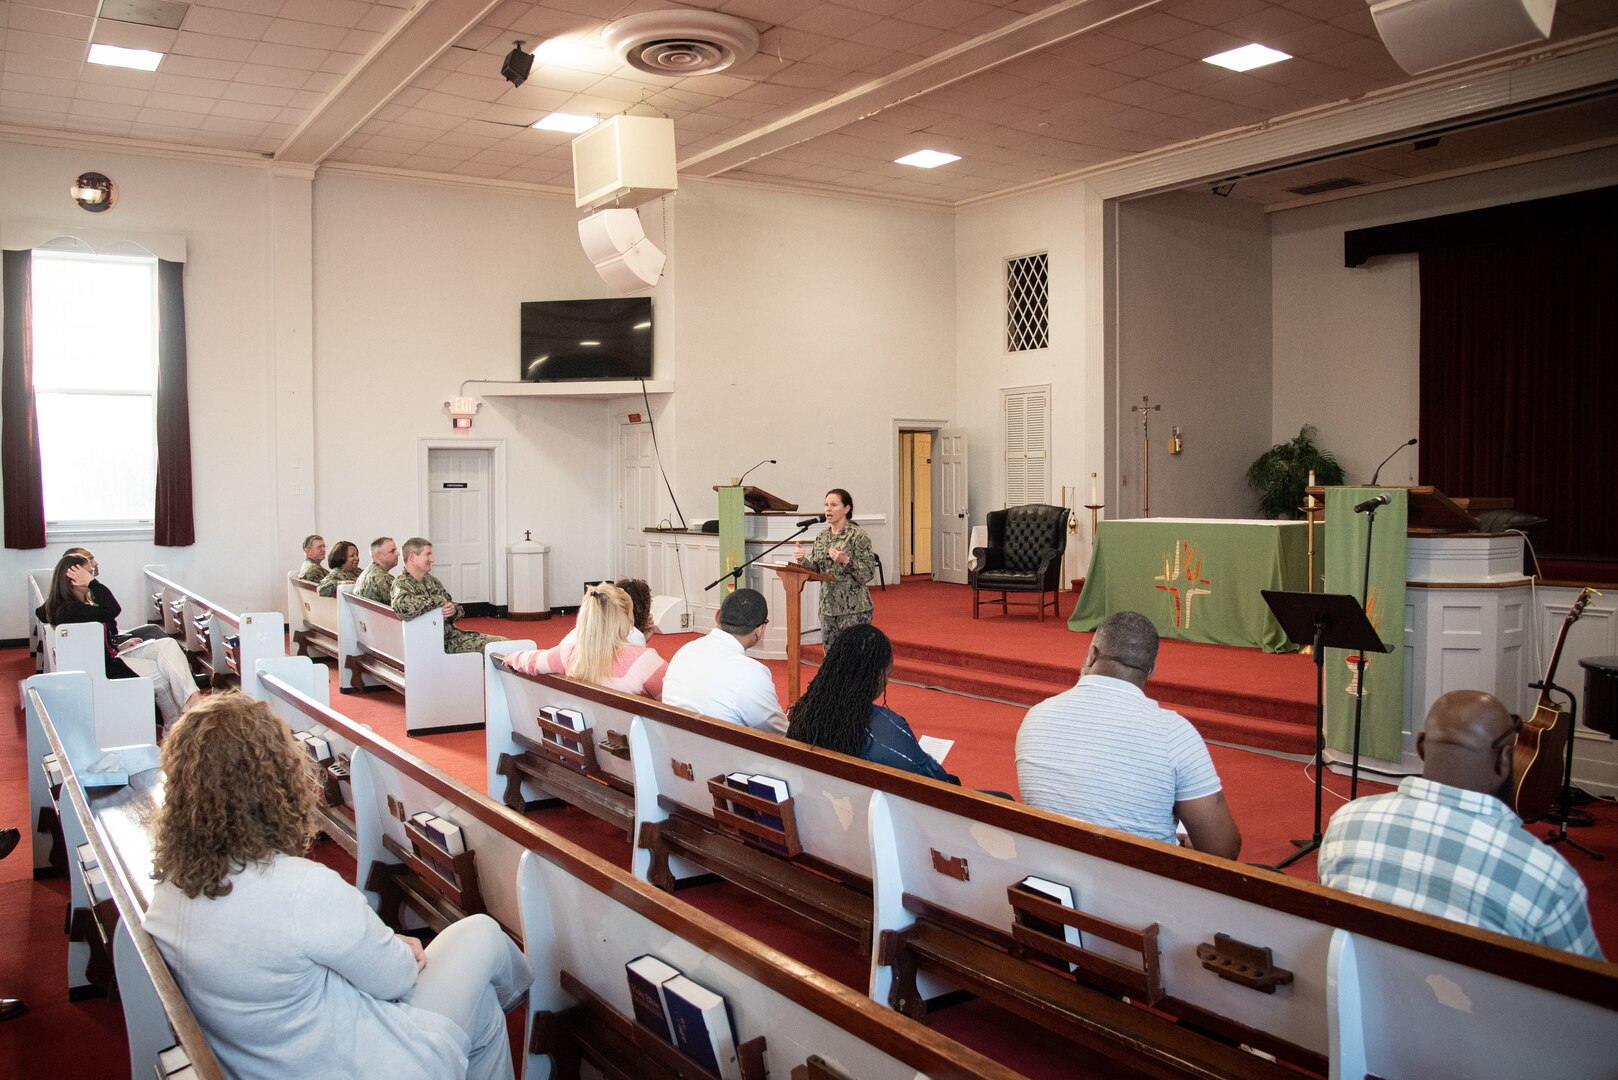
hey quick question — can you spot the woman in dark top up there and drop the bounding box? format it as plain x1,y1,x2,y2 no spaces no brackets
786,624,957,784
38,554,137,680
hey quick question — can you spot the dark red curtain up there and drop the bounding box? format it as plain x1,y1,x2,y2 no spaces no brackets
2,249,47,549
1411,192,1617,559
154,258,194,547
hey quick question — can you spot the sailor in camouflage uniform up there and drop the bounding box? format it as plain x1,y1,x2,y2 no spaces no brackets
392,537,506,655
297,534,327,583
316,540,362,597
795,488,875,649
352,536,400,605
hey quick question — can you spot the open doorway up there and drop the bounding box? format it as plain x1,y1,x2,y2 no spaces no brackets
898,430,933,576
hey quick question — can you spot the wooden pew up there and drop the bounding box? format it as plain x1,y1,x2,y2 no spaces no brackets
36,622,156,750
487,654,881,948
286,572,340,662
25,674,225,1080
254,657,1024,1080
485,642,637,835
335,584,484,734
481,667,1618,1078
143,567,285,690
27,565,51,671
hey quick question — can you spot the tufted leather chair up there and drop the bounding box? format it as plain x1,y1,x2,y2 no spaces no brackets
970,504,1070,620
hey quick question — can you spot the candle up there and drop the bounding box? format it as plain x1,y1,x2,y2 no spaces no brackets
1307,470,1317,510
1090,473,1098,506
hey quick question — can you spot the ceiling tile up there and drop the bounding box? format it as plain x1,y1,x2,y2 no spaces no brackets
178,7,273,40
263,19,349,50
277,0,369,30
90,19,177,51
8,6,91,38
171,30,258,62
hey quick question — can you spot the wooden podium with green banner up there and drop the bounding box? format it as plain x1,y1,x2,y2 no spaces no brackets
1322,488,1408,766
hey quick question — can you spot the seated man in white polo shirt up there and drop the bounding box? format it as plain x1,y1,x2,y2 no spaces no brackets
663,588,787,735
1015,610,1241,859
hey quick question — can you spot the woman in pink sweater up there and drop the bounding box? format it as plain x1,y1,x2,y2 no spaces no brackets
504,582,667,699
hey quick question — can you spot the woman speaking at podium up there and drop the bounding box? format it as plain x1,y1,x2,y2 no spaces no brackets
795,487,876,648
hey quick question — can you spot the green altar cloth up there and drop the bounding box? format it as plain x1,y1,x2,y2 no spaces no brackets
1068,518,1321,652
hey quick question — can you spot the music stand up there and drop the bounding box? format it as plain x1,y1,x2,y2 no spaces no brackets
1261,590,1390,868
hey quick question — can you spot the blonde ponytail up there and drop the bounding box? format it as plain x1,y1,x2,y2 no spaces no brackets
570,583,632,684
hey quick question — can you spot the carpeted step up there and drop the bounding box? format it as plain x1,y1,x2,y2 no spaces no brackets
1177,705,1316,757
887,655,1066,708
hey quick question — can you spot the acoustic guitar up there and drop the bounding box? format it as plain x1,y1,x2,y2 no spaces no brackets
1511,588,1595,820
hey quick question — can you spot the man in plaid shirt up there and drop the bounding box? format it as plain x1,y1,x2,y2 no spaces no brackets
1319,689,1602,958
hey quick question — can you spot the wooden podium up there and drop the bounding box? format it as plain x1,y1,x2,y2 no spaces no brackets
767,562,832,704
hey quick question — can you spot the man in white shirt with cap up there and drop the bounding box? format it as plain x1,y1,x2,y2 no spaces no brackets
664,588,787,734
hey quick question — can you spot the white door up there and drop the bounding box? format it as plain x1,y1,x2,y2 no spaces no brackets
934,428,969,584
618,419,655,580
427,448,493,603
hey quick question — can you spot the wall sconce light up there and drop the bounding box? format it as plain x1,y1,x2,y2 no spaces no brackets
1169,426,1184,455
71,172,116,213
444,396,481,430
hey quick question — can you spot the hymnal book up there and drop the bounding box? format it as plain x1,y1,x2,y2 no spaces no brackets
157,1045,190,1075
81,744,159,788
423,816,466,856
723,773,756,823
1014,875,1083,973
917,735,954,763
76,843,98,872
85,865,111,903
540,706,587,753
624,954,680,1043
302,734,332,763
745,775,789,853
661,974,741,1079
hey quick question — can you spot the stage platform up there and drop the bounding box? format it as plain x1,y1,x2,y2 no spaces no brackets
820,577,1321,757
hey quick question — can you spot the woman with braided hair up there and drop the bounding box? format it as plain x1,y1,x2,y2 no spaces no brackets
786,624,956,783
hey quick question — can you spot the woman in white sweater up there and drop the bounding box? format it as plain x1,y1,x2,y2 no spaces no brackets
144,694,530,1080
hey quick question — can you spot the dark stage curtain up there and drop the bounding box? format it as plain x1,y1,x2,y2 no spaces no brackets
1411,189,1617,559
154,258,195,547
1,249,47,549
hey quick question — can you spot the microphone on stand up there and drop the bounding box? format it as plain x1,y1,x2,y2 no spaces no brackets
1354,493,1391,514
796,514,827,528
1369,438,1417,486
736,458,776,487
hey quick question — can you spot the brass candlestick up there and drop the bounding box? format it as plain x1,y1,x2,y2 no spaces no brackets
1300,494,1321,655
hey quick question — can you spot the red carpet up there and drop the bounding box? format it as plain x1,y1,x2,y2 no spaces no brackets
5,587,1615,1075
847,578,1321,755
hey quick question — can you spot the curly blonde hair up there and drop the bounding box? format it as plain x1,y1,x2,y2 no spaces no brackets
152,694,320,899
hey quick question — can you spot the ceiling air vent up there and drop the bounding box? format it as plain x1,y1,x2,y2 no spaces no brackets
602,10,760,77
1286,177,1368,196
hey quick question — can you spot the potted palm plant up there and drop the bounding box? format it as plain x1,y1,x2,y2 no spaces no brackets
1246,426,1345,519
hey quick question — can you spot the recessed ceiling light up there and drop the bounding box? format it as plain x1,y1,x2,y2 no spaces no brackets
533,112,599,133
1203,43,1291,72
87,43,163,71
895,149,961,169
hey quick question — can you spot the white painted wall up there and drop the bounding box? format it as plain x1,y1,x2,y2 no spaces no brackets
1270,145,1618,483
665,179,958,573
0,141,279,637
309,172,634,602
1113,190,1272,519
955,183,1104,566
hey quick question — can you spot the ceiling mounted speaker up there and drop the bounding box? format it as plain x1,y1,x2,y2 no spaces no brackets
579,210,665,292
1368,0,1556,73
602,10,759,77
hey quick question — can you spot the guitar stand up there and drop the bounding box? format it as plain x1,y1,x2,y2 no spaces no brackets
1532,681,1603,861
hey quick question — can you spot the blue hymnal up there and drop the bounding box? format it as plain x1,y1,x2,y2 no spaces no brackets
661,974,740,1079
624,954,680,1043
745,774,789,853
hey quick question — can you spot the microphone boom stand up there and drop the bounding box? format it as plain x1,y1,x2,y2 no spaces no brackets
1349,500,1379,800
705,524,815,592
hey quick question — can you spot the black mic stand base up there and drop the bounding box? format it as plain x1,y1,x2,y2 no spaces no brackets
1537,689,1604,861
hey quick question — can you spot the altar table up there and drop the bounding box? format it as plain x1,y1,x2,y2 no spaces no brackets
1068,518,1319,652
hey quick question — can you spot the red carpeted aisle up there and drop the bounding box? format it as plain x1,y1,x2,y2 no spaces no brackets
5,581,1616,1076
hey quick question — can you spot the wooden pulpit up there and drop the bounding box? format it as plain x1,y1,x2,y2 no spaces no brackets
767,561,832,704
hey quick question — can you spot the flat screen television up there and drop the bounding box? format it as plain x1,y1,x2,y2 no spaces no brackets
520,297,652,382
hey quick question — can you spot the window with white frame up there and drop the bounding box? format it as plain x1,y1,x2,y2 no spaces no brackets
1003,384,1051,506
30,250,159,527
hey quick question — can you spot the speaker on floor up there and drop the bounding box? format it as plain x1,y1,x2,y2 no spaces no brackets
650,594,688,635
